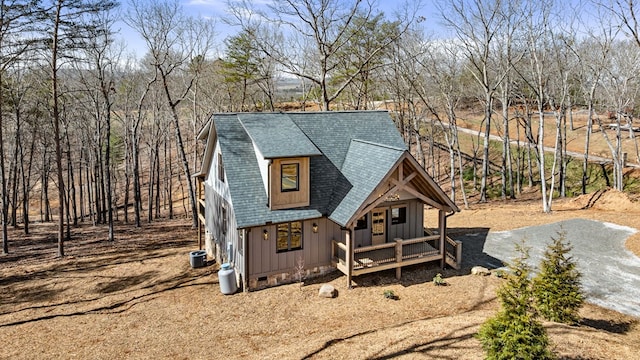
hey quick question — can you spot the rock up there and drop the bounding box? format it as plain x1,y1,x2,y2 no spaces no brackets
318,284,338,298
471,266,491,276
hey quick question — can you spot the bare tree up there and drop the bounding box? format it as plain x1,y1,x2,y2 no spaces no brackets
418,39,470,208
611,0,640,47
78,9,121,240
600,39,639,190
495,0,527,200
127,0,216,228
0,0,34,254
608,0,640,166
439,0,510,202
40,0,117,255
230,0,421,111
5,63,40,235
520,0,556,212
575,12,616,194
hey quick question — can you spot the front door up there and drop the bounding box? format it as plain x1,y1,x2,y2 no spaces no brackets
371,208,386,245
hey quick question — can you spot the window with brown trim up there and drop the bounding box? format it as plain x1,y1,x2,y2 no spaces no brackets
281,163,299,192
276,221,303,252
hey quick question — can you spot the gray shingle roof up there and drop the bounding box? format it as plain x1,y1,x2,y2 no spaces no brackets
215,114,322,228
211,111,411,228
329,139,404,226
239,113,321,158
289,111,406,169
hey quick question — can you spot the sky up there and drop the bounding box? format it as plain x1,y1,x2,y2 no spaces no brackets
115,0,441,59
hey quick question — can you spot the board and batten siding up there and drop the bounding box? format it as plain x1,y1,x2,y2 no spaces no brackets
353,199,424,248
205,139,243,280
248,217,342,278
387,199,424,240
269,157,310,210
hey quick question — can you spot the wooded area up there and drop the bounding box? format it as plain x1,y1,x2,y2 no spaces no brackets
2,0,640,256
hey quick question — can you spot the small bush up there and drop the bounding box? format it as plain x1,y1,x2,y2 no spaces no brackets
533,230,583,324
433,273,447,286
478,310,553,360
493,269,508,278
383,289,399,300
477,240,554,360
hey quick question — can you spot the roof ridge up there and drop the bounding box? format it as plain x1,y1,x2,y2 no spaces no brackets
350,138,406,152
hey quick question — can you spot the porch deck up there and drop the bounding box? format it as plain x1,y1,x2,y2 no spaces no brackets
332,234,462,278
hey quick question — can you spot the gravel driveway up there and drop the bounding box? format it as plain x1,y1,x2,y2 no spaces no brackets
458,218,640,317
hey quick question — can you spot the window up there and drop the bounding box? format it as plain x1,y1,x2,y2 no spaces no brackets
277,221,303,252
372,210,385,236
218,153,224,182
391,206,406,225
355,214,368,230
221,205,228,234
281,163,299,192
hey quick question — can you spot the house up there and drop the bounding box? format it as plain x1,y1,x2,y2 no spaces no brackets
195,111,461,291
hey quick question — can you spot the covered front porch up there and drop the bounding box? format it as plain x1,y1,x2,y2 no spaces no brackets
332,152,461,286
332,225,462,280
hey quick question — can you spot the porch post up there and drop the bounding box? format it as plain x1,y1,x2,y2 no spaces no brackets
346,227,353,288
439,209,446,269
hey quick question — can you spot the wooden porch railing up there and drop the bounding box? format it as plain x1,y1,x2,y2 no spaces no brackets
445,236,463,270
331,234,462,277
198,199,206,223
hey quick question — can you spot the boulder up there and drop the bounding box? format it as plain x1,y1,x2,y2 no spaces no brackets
471,266,491,276
318,284,338,298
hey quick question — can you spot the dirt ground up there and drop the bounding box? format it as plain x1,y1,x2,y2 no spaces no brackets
1,193,640,359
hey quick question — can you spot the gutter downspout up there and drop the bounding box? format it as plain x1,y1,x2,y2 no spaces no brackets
242,228,249,292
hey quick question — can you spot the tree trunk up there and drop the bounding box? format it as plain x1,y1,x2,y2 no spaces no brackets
79,149,85,221
568,96,574,131
10,117,20,228
93,155,101,226
501,91,514,199
52,1,65,256
103,90,114,241
582,88,596,194
133,130,142,227
86,155,93,224
148,144,155,223
66,131,77,226
160,72,198,228
480,92,492,202
0,72,9,254
169,138,174,219
537,100,549,213
123,136,131,224
21,130,36,234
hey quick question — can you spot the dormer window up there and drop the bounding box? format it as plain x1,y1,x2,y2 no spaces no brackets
281,163,299,192
270,157,310,210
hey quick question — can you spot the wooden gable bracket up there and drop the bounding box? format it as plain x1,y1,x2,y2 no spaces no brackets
389,177,444,210
348,162,419,228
